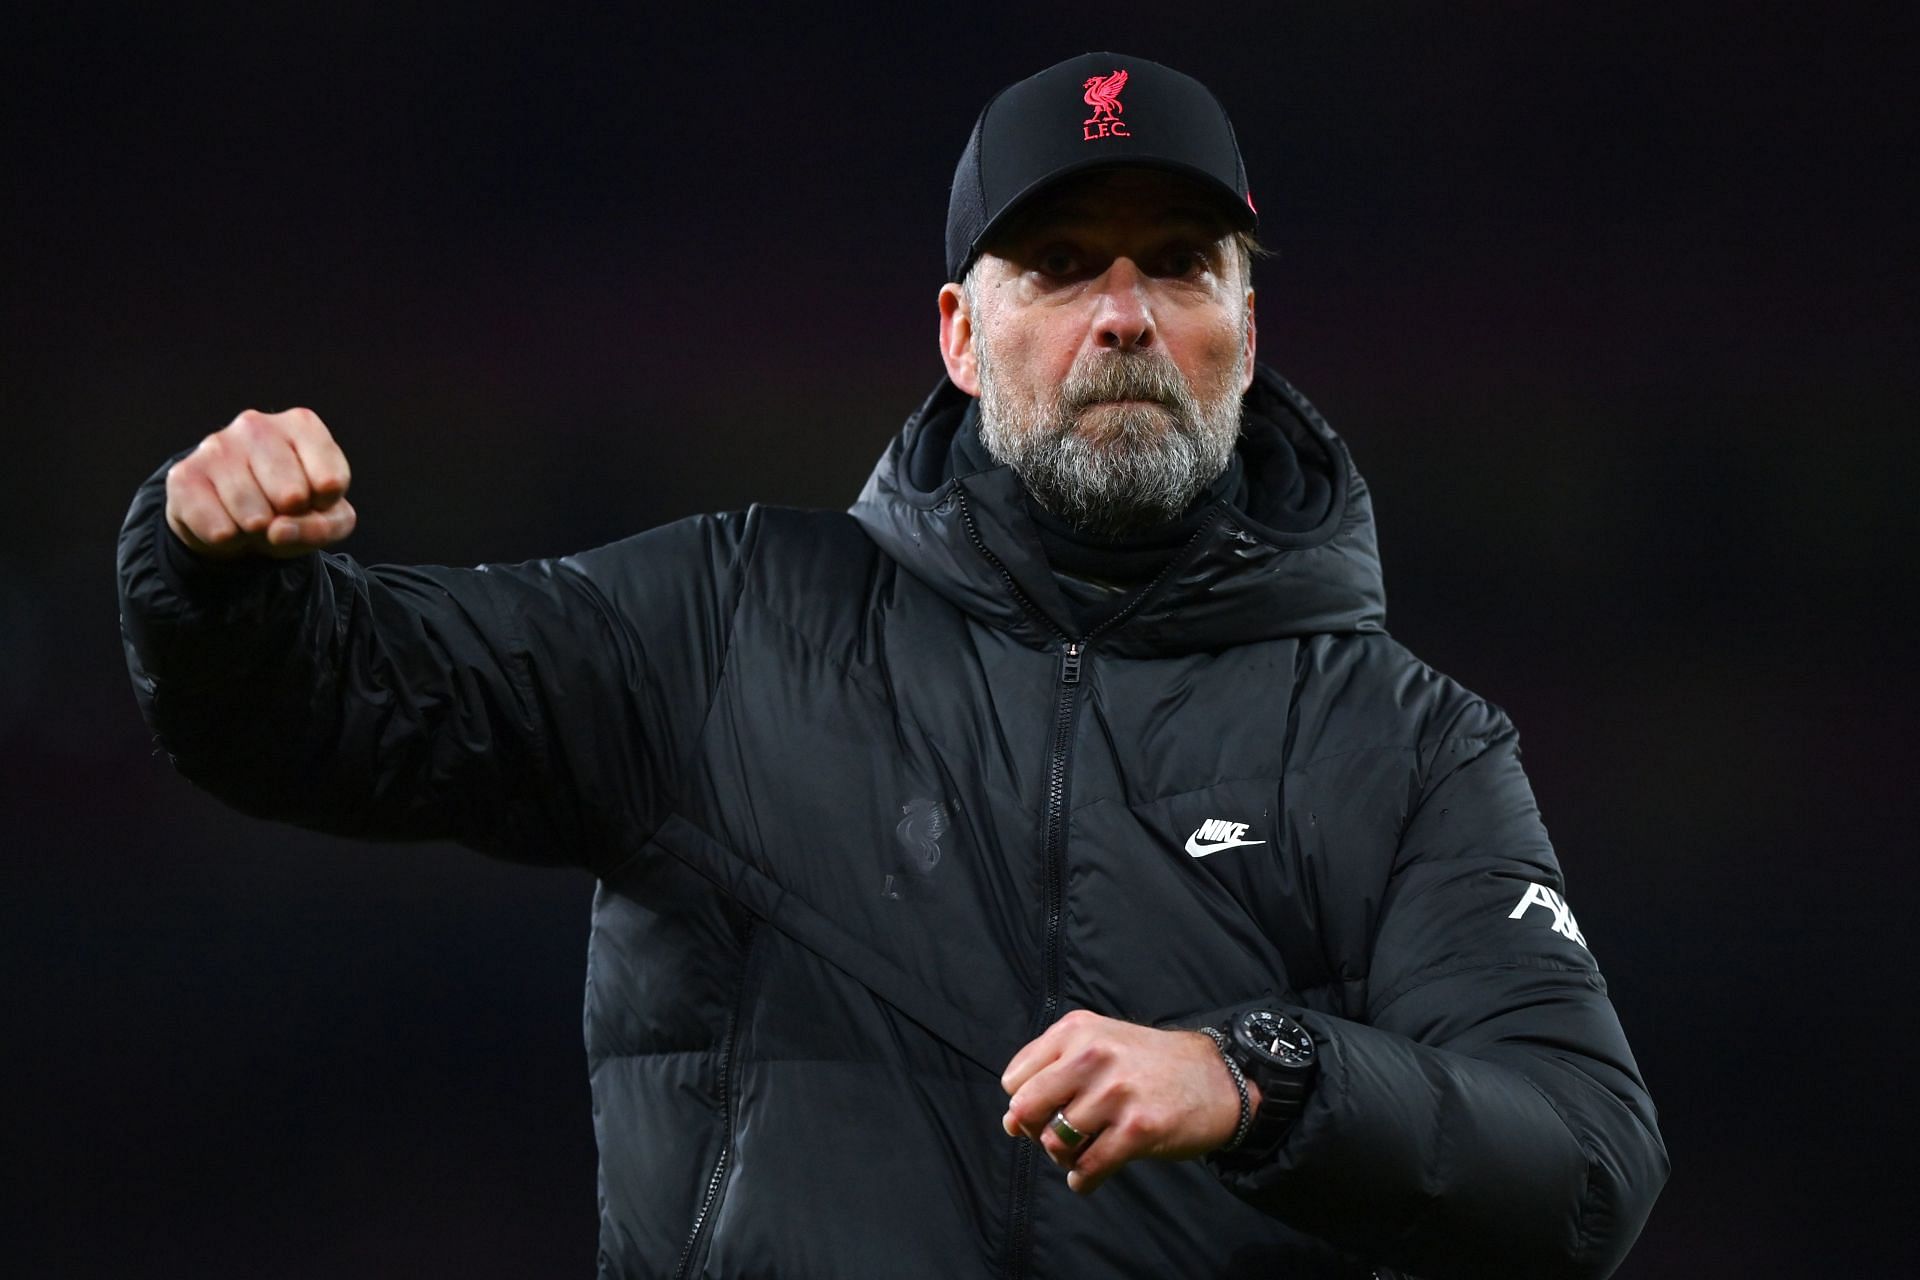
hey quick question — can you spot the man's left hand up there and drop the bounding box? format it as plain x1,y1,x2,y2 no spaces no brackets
999,1009,1248,1195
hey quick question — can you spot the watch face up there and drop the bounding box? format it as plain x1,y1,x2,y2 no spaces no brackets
1236,1009,1315,1071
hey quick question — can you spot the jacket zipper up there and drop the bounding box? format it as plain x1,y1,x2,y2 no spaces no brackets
953,486,1222,1280
1004,637,1084,1278
674,1146,731,1280
674,922,757,1280
1040,639,1081,1026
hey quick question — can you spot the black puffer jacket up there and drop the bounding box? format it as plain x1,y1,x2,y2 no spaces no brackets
117,366,1667,1278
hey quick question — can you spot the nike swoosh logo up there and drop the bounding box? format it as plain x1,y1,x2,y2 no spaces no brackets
1184,834,1267,858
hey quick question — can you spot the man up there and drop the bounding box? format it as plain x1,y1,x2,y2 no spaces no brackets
118,53,1667,1279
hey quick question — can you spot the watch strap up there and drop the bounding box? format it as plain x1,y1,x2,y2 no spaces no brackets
1216,1009,1317,1167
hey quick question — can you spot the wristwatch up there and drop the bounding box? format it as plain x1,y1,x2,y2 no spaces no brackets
1205,1008,1317,1164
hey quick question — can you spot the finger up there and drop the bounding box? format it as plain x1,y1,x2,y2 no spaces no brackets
167,467,242,550
245,424,316,516
1005,1040,1112,1143
1001,1008,1098,1097
264,497,356,553
201,432,277,534
1033,1070,1131,1169
1067,1167,1111,1196
1001,1032,1064,1101
1005,1060,1078,1141
1036,1110,1094,1169
1063,1117,1145,1196
279,407,351,507
1048,1125,1113,1177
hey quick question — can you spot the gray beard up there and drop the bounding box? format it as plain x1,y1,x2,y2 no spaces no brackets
974,340,1245,540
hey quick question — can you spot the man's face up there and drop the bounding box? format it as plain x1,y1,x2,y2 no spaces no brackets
938,168,1256,538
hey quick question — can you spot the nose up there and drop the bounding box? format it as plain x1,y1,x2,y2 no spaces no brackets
1092,257,1155,352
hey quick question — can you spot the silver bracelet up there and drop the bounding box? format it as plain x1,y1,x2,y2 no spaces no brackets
1199,1026,1254,1152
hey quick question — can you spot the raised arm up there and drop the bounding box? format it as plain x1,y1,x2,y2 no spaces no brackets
118,408,750,875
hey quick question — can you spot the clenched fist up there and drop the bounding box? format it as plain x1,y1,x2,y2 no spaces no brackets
1000,1009,1253,1196
165,408,356,560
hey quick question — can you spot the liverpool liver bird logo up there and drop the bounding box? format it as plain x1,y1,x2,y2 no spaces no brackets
895,798,949,874
1082,69,1128,125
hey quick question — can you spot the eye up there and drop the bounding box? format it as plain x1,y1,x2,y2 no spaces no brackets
1036,247,1082,277
1156,245,1211,278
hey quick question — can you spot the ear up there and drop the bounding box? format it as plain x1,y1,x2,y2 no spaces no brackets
1239,288,1257,394
939,283,980,395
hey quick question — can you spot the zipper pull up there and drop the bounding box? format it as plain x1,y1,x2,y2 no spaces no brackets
1060,641,1083,685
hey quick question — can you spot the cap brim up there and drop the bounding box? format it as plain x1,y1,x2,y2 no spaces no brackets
963,155,1257,278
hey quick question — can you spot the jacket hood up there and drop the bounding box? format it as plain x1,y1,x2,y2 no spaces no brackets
849,363,1387,656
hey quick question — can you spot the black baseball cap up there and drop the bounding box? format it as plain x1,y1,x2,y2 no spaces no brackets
945,52,1257,283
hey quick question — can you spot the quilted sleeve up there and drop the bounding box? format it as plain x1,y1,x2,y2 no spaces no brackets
117,448,754,875
1207,698,1669,1279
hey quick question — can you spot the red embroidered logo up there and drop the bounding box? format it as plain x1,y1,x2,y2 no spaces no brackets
1082,69,1130,140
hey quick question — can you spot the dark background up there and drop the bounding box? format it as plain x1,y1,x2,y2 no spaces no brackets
5,3,1912,1274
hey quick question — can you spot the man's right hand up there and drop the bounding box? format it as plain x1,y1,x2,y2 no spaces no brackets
164,407,357,560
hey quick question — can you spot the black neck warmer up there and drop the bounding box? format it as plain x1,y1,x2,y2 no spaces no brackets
948,401,1261,634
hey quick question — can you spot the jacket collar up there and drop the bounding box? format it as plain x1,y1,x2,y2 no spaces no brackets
848,364,1387,656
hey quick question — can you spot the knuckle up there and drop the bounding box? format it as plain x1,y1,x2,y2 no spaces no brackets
1070,1042,1110,1071
286,406,328,444
187,506,232,540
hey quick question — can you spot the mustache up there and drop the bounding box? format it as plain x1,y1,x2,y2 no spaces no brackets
1061,351,1195,414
